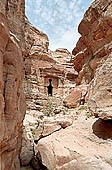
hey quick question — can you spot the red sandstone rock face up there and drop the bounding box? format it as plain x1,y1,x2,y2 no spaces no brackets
21,1,112,169
50,48,78,82
25,17,49,55
88,53,112,119
63,85,88,108
24,20,78,110
72,0,112,84
22,18,78,170
72,0,112,119
0,2,26,170
35,117,112,170
6,0,25,48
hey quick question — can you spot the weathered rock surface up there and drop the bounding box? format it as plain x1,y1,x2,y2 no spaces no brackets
22,18,77,169
72,0,112,119
21,0,112,169
20,150,33,166
88,53,112,119
50,48,78,82
35,117,112,170
25,17,49,54
24,18,78,111
22,109,74,147
20,0,112,169
21,108,75,169
72,0,112,84
20,166,33,170
3,0,25,48
63,85,88,108
0,1,26,170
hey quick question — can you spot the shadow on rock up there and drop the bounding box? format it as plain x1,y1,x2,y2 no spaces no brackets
92,118,112,140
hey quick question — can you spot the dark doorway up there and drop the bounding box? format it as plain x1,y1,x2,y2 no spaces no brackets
47,79,53,96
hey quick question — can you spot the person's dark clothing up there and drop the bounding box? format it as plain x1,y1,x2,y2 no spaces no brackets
47,85,53,96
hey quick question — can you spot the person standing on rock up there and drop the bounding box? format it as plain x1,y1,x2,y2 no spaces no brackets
47,79,53,96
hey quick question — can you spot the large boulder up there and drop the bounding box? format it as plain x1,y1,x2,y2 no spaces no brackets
63,85,88,108
34,117,112,170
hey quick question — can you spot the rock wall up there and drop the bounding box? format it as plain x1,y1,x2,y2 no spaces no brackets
25,17,49,54
6,0,25,48
24,18,78,111
21,16,78,170
20,0,112,169
72,0,112,84
0,1,26,170
72,0,112,119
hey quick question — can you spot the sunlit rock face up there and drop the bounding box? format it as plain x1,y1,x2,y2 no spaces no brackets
72,0,112,119
63,85,88,108
22,17,78,170
88,53,112,120
0,1,26,170
24,18,78,111
25,17,49,54
35,117,112,170
21,0,112,169
0,0,25,49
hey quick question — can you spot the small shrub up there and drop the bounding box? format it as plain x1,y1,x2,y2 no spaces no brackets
42,96,58,117
76,111,78,115
62,108,68,115
43,106,53,116
30,128,36,135
78,105,87,111
85,111,91,118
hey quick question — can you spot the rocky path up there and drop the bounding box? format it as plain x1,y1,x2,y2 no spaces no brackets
20,99,112,170
34,117,112,170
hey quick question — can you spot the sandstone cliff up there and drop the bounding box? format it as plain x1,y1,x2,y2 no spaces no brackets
72,0,112,119
24,18,78,112
32,1,112,170
1,0,112,170
0,1,26,170
21,16,78,170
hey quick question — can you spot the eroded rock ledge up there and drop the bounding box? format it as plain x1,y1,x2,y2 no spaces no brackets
72,0,112,119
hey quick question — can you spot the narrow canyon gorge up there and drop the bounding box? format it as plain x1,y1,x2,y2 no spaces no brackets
0,0,112,170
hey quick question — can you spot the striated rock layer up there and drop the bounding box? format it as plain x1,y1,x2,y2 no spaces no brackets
72,0,112,119
21,18,78,169
24,18,78,111
0,1,26,170
21,0,112,169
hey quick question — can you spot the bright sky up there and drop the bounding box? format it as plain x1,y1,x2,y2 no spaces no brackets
25,0,94,52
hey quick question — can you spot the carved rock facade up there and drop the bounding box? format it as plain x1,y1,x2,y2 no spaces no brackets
24,18,78,111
